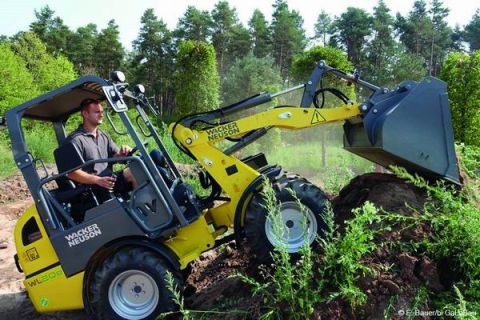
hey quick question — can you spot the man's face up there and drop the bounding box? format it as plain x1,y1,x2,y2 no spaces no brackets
82,102,104,126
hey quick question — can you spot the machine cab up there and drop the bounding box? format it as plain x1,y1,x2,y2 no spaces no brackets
5,73,200,278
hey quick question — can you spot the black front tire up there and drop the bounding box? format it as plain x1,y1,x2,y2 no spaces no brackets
244,173,329,263
88,248,182,320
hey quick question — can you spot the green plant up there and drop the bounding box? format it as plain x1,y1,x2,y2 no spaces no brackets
391,166,480,315
320,201,381,306
407,286,428,320
236,183,319,320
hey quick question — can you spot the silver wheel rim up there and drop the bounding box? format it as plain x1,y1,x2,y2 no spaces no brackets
265,201,317,253
108,270,159,319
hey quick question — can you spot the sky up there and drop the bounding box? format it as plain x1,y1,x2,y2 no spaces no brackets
1,0,478,50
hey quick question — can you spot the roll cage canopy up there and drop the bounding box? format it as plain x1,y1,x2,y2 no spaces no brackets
7,75,110,123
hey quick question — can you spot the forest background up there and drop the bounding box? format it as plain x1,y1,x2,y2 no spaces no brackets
0,0,479,179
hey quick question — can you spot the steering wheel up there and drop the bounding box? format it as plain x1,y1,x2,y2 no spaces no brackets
127,141,149,157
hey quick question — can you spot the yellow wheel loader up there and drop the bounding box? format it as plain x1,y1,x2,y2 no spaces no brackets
3,61,459,319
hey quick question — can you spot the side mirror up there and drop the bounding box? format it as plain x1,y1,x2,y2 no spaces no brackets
0,116,5,127
110,71,126,83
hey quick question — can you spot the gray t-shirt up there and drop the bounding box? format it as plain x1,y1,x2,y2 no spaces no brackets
66,125,119,175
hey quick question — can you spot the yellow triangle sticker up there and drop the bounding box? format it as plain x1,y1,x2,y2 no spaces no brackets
311,109,326,124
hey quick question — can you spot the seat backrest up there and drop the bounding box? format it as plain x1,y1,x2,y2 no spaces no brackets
54,142,85,177
53,142,97,222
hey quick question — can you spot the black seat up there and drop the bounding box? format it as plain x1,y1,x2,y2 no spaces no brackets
53,142,98,222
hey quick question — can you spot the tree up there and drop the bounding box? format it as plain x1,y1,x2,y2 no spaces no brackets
11,32,76,93
292,46,353,94
174,40,220,116
363,0,395,85
93,20,124,78
440,51,480,147
429,0,452,76
222,53,282,105
270,0,306,80
227,24,252,62
464,9,480,52
450,25,465,51
175,6,212,42
331,7,371,68
29,5,72,55
395,1,433,60
314,10,332,46
291,46,353,166
68,24,98,74
132,9,174,115
0,43,37,113
249,9,270,58
388,43,427,85
211,1,238,76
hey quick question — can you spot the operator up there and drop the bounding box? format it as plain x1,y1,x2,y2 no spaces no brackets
66,98,137,203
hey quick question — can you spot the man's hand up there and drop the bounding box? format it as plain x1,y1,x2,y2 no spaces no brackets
94,175,116,189
117,145,132,157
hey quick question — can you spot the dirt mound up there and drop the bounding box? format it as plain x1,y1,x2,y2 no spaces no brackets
185,173,445,319
332,173,426,224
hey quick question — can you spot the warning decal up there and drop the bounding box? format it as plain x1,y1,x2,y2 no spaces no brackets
311,110,326,124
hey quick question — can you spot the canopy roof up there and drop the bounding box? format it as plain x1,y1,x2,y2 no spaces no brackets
6,75,109,122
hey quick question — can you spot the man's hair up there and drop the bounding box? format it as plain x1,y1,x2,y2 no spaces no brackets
80,98,101,111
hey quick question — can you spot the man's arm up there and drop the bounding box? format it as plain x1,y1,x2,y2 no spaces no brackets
68,169,115,189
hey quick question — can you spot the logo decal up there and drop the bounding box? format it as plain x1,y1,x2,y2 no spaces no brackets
206,122,240,141
26,269,63,288
311,110,326,124
26,248,40,261
64,223,102,248
40,297,49,307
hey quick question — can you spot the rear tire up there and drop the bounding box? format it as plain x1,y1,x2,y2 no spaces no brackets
244,173,329,263
88,248,182,320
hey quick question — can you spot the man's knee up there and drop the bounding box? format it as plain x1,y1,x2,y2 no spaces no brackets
123,168,138,188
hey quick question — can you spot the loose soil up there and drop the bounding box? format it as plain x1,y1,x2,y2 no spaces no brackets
0,171,447,319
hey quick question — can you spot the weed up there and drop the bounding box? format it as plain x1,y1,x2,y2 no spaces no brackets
384,294,399,319
392,166,480,316
160,271,248,320
236,182,320,320
320,201,381,307
407,286,428,320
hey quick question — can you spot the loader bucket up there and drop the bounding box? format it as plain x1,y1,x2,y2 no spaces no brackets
343,77,460,184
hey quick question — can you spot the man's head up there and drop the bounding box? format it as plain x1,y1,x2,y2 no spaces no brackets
80,98,104,127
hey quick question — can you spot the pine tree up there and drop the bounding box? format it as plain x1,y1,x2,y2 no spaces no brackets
249,9,270,58
395,1,433,61
331,7,372,68
211,1,238,76
450,25,465,51
222,53,282,105
314,10,332,46
29,5,72,55
69,24,98,74
464,9,480,52
132,9,174,115
270,0,306,80
94,20,124,78
364,0,395,85
429,0,452,76
175,6,212,42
